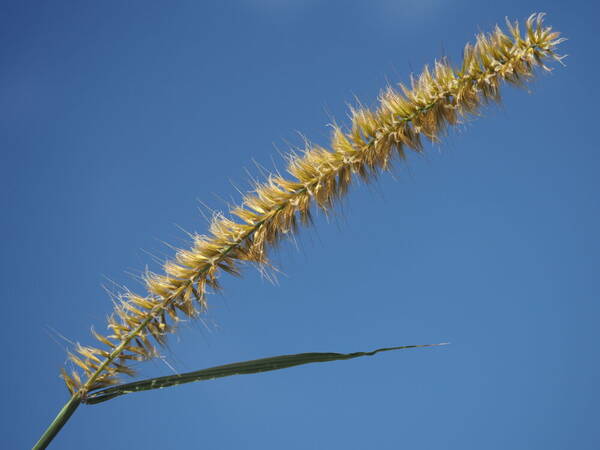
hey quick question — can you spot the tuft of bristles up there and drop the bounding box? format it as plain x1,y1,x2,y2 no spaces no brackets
61,14,565,397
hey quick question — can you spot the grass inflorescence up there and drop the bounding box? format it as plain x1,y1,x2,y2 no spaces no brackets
61,13,565,399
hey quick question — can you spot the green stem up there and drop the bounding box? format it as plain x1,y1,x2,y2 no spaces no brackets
32,394,82,450
35,342,446,447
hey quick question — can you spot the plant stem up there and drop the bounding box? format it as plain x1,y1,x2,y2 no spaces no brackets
32,394,82,450
34,343,447,446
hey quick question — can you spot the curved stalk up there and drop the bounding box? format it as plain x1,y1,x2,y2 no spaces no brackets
32,394,81,450
38,13,564,449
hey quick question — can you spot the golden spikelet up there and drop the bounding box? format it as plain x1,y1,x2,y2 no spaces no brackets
62,13,565,398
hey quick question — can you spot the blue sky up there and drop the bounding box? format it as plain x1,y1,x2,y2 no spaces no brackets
2,1,599,449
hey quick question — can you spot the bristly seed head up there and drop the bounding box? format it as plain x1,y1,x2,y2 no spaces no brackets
61,13,565,397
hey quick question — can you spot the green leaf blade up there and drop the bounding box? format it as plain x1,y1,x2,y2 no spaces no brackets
85,343,448,405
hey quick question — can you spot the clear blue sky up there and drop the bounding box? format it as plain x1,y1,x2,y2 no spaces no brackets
2,1,599,449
